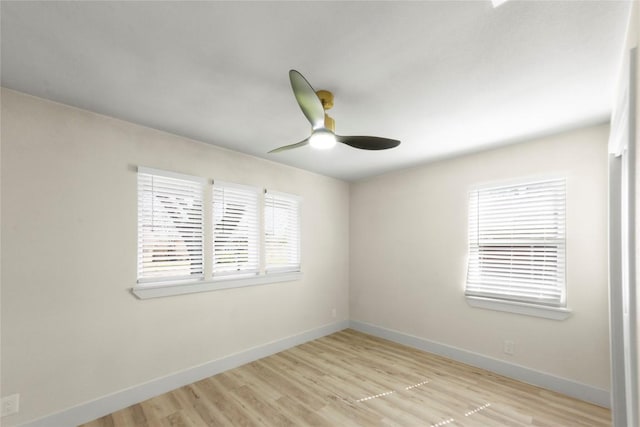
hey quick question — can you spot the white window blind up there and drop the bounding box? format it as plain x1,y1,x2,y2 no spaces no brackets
137,167,204,283
213,182,260,277
465,178,566,307
264,191,301,273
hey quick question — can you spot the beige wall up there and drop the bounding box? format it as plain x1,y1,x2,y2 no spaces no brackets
350,125,611,390
0,88,350,425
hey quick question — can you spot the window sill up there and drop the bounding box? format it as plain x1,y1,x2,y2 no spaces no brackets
132,272,302,299
466,296,572,320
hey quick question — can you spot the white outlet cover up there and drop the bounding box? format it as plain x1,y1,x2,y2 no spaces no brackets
1,394,20,417
503,340,515,355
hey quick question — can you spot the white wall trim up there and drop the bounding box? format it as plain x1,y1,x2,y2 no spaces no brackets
466,296,572,320
20,320,349,427
349,320,611,408
19,319,611,426
132,272,303,299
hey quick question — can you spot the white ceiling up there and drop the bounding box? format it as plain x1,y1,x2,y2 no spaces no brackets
0,1,631,181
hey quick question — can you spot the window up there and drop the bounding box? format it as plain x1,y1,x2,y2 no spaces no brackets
137,167,205,283
265,190,301,273
213,182,260,278
465,178,567,311
134,168,302,299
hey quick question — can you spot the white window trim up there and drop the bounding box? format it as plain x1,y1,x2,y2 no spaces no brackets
138,166,208,184
132,271,302,299
466,296,572,320
464,175,570,319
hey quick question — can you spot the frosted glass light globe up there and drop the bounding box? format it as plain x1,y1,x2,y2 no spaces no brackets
309,128,337,150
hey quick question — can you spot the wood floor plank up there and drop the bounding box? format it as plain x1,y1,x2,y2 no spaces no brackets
80,329,611,426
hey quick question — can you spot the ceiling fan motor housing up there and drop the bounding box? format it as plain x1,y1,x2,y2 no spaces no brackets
323,114,335,132
316,90,335,132
316,90,334,110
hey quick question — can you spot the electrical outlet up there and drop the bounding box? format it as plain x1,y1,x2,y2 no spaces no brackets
503,340,515,355
331,308,337,318
1,394,19,417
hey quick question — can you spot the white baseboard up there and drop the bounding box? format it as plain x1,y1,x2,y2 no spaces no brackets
20,319,610,426
349,320,611,408
20,320,349,427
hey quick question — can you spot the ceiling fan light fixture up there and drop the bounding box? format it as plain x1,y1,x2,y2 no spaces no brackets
309,128,337,150
491,0,512,8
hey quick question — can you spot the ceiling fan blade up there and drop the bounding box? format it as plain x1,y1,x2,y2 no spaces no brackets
289,70,325,129
268,139,309,154
336,135,401,150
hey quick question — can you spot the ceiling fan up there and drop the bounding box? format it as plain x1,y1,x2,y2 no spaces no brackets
269,70,401,153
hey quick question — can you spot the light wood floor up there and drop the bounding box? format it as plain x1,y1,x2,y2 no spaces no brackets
82,329,611,426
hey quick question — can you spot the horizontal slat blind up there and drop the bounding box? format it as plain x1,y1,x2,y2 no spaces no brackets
213,182,260,277
264,191,301,273
137,169,204,283
466,178,566,306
